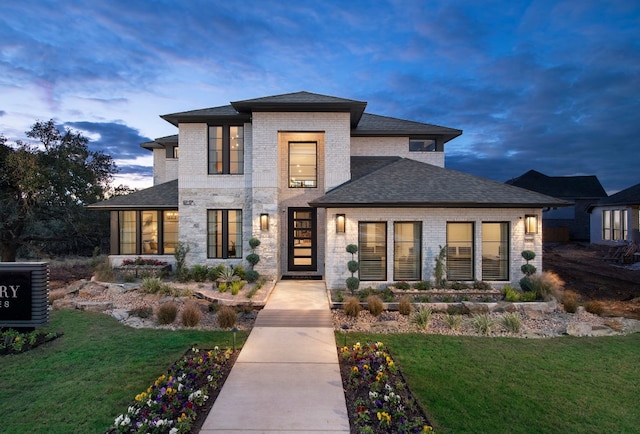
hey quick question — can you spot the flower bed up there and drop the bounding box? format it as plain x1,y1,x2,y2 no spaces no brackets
0,329,62,355
339,341,433,433
107,346,233,434
117,258,171,279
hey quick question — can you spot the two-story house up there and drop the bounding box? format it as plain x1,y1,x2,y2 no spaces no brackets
88,91,567,289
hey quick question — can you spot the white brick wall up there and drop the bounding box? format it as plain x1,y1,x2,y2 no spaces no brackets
323,207,542,290
351,137,445,167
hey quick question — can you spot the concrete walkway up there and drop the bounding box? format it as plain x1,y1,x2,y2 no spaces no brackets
199,280,350,433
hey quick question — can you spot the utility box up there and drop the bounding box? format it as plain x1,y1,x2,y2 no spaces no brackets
0,262,49,328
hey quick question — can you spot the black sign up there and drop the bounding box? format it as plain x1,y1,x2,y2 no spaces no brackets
0,271,32,321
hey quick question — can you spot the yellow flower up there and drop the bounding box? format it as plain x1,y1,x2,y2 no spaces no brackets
363,364,369,370
352,366,359,373
423,425,433,432
135,392,147,402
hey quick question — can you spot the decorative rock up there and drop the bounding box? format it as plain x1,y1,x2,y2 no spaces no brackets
565,322,592,336
462,301,490,314
111,309,130,321
52,299,77,310
123,316,144,328
76,301,113,312
493,302,517,313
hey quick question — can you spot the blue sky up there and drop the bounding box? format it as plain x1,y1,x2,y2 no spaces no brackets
1,0,638,192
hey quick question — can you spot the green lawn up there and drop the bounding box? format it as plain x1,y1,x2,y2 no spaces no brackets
0,310,247,434
341,332,640,433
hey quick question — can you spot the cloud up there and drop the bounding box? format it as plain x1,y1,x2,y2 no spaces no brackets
64,121,151,160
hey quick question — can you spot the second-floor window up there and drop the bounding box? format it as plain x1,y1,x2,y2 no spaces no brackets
208,125,244,174
289,141,317,187
409,139,436,152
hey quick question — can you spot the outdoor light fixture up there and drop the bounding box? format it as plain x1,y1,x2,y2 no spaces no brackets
336,214,346,233
525,215,538,234
260,213,269,231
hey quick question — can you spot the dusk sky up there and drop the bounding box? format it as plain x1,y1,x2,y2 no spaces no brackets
1,0,638,193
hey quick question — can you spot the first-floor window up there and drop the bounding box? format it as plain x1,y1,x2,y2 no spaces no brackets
482,222,509,280
394,222,421,280
447,222,474,280
207,209,242,259
119,211,137,254
603,209,627,241
358,222,387,280
163,211,179,254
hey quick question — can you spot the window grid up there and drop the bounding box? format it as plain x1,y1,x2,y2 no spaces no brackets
482,222,509,281
393,222,421,281
358,222,387,281
207,209,242,259
446,222,474,281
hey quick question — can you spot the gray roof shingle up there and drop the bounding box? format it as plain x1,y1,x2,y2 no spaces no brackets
593,182,640,206
310,158,569,208
506,170,607,199
87,180,178,210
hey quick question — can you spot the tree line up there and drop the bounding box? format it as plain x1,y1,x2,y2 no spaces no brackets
1,120,122,262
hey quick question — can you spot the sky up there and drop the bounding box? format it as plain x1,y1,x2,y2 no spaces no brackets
1,0,638,193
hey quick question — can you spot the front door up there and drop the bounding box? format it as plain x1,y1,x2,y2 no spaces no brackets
288,207,317,271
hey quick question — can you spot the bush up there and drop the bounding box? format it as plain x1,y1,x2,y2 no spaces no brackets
502,285,521,302
521,250,536,262
521,264,537,277
473,280,493,291
230,280,245,295
130,305,153,318
449,281,470,290
347,260,359,273
141,277,163,294
500,312,522,333
156,302,178,325
521,291,538,302
411,307,433,330
249,237,261,249
343,297,362,318
394,281,410,290
562,290,579,313
233,265,246,280
246,253,260,266
181,302,202,327
217,306,237,328
398,296,412,315
346,244,358,254
245,269,259,283
346,277,360,293
191,264,208,282
366,295,384,317
519,276,534,292
585,300,605,316
207,264,225,281
412,281,431,291
471,313,495,335
94,260,115,282
444,313,462,330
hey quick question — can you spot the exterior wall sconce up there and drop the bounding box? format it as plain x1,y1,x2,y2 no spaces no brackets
525,215,538,234
336,214,346,233
260,213,269,231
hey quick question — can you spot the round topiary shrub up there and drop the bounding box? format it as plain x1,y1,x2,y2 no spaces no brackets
156,302,178,325
346,277,360,292
245,269,259,283
347,260,359,273
521,250,536,261
246,253,260,266
249,237,261,249
521,264,537,276
346,244,358,254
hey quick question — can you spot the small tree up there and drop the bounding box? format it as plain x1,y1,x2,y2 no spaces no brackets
174,242,190,282
346,244,359,293
245,237,261,283
433,245,447,288
519,250,537,291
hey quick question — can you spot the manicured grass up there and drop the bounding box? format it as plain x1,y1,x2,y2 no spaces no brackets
340,332,640,433
0,310,247,434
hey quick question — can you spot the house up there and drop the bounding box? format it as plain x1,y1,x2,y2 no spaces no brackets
88,91,567,289
506,170,607,241
588,181,640,246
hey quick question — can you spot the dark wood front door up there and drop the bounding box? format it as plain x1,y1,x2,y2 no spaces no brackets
288,207,317,271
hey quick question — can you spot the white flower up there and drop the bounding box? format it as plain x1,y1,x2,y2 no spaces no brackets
120,416,130,426
369,391,379,399
114,415,123,425
169,429,179,434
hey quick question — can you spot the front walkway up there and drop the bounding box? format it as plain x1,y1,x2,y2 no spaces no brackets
199,280,350,433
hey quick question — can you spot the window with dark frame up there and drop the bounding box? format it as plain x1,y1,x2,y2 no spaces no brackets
358,222,387,281
118,210,179,255
409,139,436,152
207,209,242,259
393,222,421,281
482,222,509,281
446,222,474,280
208,125,244,174
603,209,627,241
289,141,317,187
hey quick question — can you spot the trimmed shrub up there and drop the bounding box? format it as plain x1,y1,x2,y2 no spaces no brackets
450,281,470,290
473,280,493,291
412,281,431,291
411,306,433,330
245,269,259,283
519,277,534,293
394,281,410,290
398,296,412,316
521,250,536,262
346,277,360,293
346,244,358,254
562,290,579,313
249,237,261,249
521,264,537,277
156,302,178,325
191,264,208,282
217,305,237,329
343,296,362,318
585,300,605,316
246,253,260,266
347,260,359,273
366,295,384,317
181,302,202,327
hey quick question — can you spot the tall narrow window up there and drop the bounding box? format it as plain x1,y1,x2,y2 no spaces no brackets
358,222,387,281
482,222,509,280
289,142,317,187
602,210,611,240
208,125,244,174
394,222,421,280
207,210,242,259
163,211,179,254
119,211,137,254
447,222,474,280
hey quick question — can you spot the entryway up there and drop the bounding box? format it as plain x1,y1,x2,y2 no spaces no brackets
287,207,317,272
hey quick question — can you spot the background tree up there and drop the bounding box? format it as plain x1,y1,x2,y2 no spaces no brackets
0,120,117,261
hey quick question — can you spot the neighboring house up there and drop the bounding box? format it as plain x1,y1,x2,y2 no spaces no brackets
506,170,607,241
88,91,567,289
588,182,640,246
